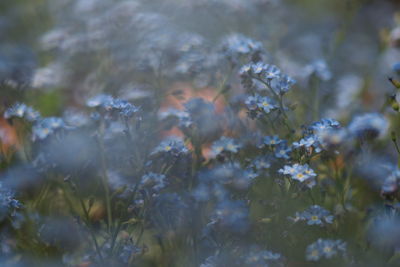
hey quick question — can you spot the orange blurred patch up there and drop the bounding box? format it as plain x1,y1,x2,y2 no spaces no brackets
0,118,19,159
160,82,227,139
329,155,345,171
161,82,225,113
160,82,228,160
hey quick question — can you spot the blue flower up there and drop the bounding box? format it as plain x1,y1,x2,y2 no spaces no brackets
86,94,114,109
112,99,139,117
393,62,400,74
263,135,283,146
213,162,256,190
381,168,400,195
263,64,281,80
292,135,322,153
221,34,263,59
244,95,259,111
251,62,268,75
272,74,296,95
297,205,334,226
240,62,281,80
211,136,242,156
257,96,277,113
32,117,65,141
306,239,347,261
118,243,142,264
159,108,192,128
279,163,317,187
305,59,332,81
0,183,22,222
140,172,167,192
243,247,283,266
211,199,249,233
151,136,189,156
310,118,340,133
274,142,292,159
317,128,347,149
63,109,90,127
4,103,41,122
245,94,278,118
251,155,272,171
348,113,389,139
86,94,139,117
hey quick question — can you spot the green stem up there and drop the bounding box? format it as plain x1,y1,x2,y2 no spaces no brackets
254,77,294,131
97,129,113,233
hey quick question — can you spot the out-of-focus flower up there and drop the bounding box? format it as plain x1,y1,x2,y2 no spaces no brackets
118,242,143,264
393,62,400,75
4,103,40,122
211,199,249,233
243,247,283,266
263,135,283,146
348,113,389,140
32,117,65,141
208,162,257,190
86,94,115,109
220,34,263,63
309,118,340,133
250,155,272,171
305,59,332,81
158,108,192,128
271,74,296,95
289,205,334,226
0,182,21,222
317,128,348,149
86,95,139,117
292,135,321,153
140,172,167,192
274,142,292,159
368,214,400,251
381,168,400,196
306,239,346,261
63,109,90,128
151,136,189,156
211,136,242,157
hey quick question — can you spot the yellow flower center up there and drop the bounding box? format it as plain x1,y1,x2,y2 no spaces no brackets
227,144,235,150
311,250,319,257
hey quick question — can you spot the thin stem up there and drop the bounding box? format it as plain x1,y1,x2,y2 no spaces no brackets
97,128,113,233
62,179,104,265
392,138,400,155
253,77,294,130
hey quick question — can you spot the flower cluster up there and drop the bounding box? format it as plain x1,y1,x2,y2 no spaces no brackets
289,205,334,226
87,94,139,118
306,239,347,261
279,163,317,187
1,0,399,266
4,103,41,122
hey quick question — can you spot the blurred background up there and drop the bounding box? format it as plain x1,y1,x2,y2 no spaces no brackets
1,0,400,266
